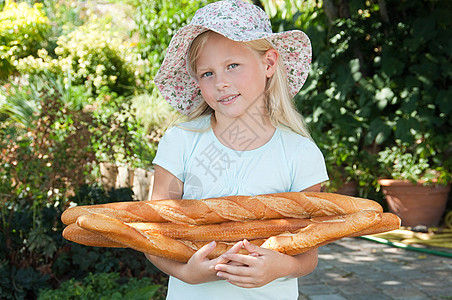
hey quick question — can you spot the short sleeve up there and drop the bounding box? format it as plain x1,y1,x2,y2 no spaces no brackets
290,139,329,192
152,126,187,182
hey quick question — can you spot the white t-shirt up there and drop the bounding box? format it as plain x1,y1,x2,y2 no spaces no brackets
153,115,328,300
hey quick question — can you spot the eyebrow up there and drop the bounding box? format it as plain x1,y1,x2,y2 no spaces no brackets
196,56,240,71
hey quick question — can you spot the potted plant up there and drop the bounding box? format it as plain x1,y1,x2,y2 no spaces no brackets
377,139,452,227
317,133,362,196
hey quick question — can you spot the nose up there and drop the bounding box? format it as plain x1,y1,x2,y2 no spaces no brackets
215,73,230,90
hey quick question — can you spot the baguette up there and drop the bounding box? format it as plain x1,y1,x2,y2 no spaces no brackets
275,213,401,254
76,213,195,262
61,192,383,225
128,218,314,242
261,210,382,255
63,223,125,248
71,210,394,262
63,212,401,257
63,223,267,259
349,212,401,237
64,213,399,247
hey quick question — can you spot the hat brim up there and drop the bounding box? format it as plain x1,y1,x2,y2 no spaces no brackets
154,25,311,115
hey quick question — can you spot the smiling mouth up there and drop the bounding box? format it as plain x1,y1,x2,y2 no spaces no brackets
218,94,239,104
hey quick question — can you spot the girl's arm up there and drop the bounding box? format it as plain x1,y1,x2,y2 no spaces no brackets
145,165,236,284
213,183,322,288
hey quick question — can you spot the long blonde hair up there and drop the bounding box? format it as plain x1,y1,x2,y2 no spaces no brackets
186,30,311,139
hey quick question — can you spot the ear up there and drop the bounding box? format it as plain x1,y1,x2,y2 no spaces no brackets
263,49,279,78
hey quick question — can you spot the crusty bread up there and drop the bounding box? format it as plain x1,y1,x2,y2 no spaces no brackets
65,211,400,262
349,212,401,237
76,213,195,262
128,218,314,242
63,223,125,248
61,192,383,225
61,192,399,262
260,210,382,255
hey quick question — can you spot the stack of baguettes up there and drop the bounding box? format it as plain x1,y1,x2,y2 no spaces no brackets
61,192,401,262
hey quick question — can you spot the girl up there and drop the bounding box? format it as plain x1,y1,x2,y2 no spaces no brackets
147,1,328,299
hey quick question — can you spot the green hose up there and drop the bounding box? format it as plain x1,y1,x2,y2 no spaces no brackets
359,235,452,259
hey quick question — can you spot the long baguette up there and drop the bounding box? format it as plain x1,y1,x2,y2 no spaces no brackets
349,212,401,237
63,222,267,258
61,192,383,225
128,218,313,242
261,210,382,255
76,213,195,262
72,210,389,262
128,212,390,242
160,212,399,259
62,213,400,249
63,223,125,248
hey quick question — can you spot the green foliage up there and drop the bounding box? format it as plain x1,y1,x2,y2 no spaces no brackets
378,140,452,185
131,91,182,136
133,0,214,89
272,0,452,193
38,272,162,300
261,0,321,32
1,184,164,300
0,0,50,78
17,22,136,97
130,0,209,138
0,264,50,300
0,70,158,297
1,71,155,203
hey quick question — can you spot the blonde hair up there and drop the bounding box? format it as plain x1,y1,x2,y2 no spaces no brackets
186,30,311,139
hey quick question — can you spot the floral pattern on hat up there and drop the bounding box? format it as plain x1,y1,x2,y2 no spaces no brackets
154,0,312,115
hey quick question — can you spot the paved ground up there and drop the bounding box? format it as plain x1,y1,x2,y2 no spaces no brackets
297,237,452,300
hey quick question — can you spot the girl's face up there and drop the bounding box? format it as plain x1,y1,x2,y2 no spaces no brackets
195,33,277,122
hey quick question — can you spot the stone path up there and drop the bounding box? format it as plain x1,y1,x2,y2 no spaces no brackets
298,237,452,300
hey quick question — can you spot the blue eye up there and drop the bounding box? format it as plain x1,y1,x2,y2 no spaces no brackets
228,63,238,69
201,71,213,78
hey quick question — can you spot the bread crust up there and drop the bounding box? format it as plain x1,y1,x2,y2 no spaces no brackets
61,192,400,262
61,192,383,225
76,213,195,262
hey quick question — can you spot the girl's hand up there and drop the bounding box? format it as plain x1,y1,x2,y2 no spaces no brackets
181,240,245,284
214,239,291,288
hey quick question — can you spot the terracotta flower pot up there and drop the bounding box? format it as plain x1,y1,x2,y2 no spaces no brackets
335,181,358,196
378,179,451,227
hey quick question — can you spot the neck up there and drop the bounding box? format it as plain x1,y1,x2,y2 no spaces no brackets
211,108,276,151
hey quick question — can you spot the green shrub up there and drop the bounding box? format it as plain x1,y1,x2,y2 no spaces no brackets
17,22,136,97
0,184,164,300
133,0,214,89
271,0,452,196
0,70,159,298
0,0,50,79
131,90,182,137
38,272,162,300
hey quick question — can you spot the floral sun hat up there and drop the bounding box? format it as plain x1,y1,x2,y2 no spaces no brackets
154,0,312,115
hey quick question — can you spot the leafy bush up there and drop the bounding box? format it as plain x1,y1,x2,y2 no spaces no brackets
0,70,158,298
378,139,452,185
0,0,50,79
17,22,136,97
38,272,163,300
267,0,452,195
131,91,182,139
0,183,165,299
